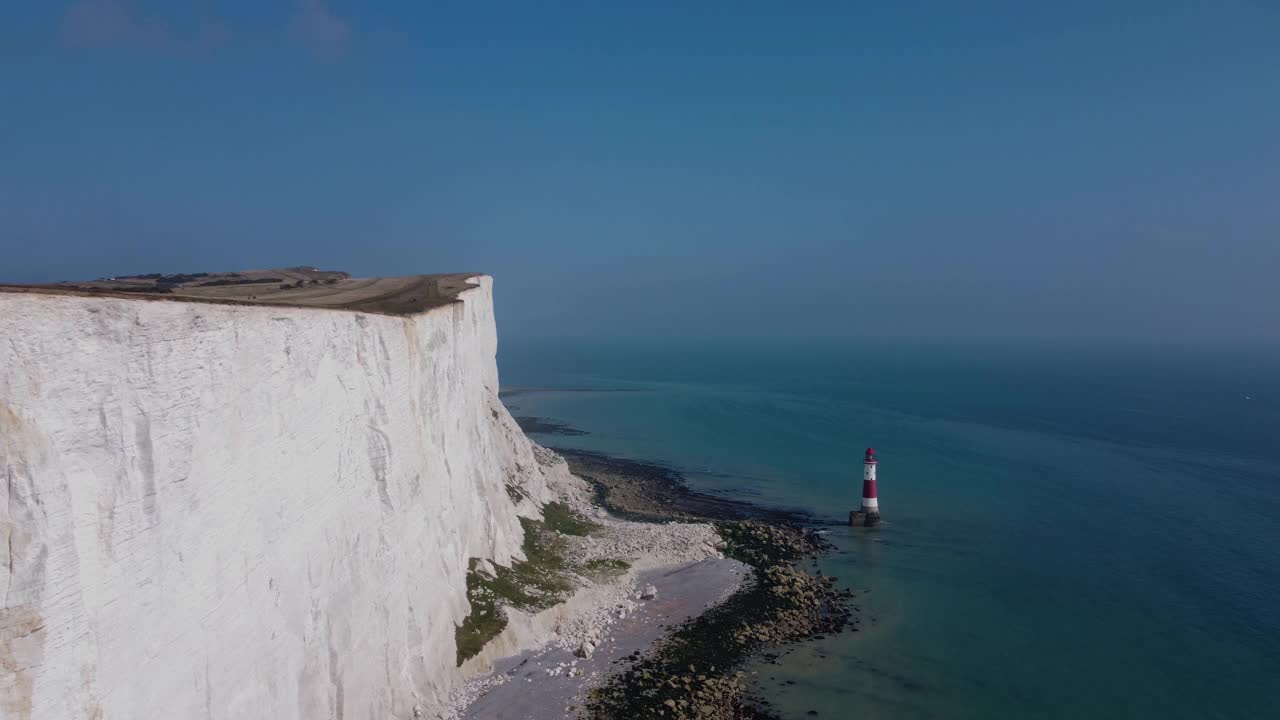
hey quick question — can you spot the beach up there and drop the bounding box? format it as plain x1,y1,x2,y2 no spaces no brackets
452,441,857,720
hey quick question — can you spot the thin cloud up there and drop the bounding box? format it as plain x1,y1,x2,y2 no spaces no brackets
60,0,231,54
196,15,234,51
289,0,350,60
62,0,173,49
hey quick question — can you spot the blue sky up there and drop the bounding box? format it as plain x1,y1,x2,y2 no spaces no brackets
2,1,1278,340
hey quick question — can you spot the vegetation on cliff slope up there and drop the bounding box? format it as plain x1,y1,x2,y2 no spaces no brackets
455,502,606,665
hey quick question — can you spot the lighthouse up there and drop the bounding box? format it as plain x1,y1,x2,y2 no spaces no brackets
848,447,881,527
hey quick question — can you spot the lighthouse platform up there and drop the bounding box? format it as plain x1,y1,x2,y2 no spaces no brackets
848,510,880,527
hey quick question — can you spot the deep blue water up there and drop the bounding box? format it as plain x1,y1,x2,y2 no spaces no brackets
497,338,1280,720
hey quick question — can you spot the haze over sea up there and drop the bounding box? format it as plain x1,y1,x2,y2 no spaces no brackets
499,338,1280,719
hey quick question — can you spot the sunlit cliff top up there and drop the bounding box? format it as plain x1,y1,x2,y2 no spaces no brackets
0,268,480,316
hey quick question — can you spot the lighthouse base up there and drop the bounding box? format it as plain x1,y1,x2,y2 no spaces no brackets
849,510,880,527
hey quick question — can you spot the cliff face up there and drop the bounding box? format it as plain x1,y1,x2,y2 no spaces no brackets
0,276,559,719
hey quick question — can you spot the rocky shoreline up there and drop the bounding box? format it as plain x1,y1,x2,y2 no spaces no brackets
451,432,859,720
552,447,810,525
557,451,858,720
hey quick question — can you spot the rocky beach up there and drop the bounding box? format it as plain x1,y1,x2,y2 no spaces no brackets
452,424,858,720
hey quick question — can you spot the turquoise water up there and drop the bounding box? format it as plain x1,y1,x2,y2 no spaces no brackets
498,338,1280,719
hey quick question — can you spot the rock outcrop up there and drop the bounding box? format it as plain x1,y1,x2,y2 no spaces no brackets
0,275,569,720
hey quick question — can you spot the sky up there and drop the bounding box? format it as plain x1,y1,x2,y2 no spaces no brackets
2,1,1278,341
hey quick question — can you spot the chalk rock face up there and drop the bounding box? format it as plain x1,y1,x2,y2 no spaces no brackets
0,276,558,720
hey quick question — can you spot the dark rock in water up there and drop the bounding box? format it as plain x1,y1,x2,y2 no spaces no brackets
551,448,857,720
512,416,589,436
584,520,856,720
554,447,814,525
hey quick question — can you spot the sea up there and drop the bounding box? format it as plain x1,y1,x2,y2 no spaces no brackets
497,337,1280,720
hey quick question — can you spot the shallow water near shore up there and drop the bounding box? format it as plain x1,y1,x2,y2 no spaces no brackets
463,559,747,720
499,337,1280,719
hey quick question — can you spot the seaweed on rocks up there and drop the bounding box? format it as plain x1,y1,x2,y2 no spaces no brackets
457,448,858,717
582,521,855,720
557,448,810,525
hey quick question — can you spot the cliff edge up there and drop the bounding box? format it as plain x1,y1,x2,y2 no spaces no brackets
0,274,572,719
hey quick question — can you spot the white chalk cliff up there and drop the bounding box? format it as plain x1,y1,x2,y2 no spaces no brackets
0,276,569,719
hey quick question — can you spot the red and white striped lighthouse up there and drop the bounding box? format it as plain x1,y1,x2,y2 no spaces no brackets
861,447,879,515
849,447,881,527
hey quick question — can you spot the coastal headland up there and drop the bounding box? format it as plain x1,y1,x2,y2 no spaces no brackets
0,271,856,720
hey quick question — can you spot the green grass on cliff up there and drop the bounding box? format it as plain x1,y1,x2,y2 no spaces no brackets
455,503,604,665
581,557,631,582
542,501,601,536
